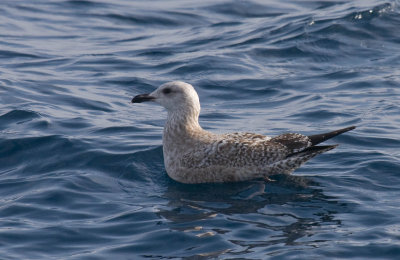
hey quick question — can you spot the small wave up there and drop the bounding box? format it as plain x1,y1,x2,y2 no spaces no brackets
101,12,203,27
0,110,40,124
206,2,284,18
0,50,42,59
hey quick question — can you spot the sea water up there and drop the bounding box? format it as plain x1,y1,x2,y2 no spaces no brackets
1,0,400,259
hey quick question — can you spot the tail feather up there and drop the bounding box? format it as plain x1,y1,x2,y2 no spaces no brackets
308,126,356,146
286,145,337,158
270,145,338,175
266,127,355,176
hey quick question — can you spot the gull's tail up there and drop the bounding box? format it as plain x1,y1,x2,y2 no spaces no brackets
279,126,356,173
271,145,337,175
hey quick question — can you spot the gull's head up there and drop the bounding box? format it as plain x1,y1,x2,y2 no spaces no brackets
132,81,200,114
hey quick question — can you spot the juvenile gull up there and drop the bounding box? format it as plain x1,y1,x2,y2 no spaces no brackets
132,81,355,184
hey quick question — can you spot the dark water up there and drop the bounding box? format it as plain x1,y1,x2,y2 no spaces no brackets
1,0,400,259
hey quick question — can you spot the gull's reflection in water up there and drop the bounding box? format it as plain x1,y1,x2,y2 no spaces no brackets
156,174,344,258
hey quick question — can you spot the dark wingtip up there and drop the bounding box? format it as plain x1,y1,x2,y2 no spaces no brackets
344,125,356,131
308,126,356,146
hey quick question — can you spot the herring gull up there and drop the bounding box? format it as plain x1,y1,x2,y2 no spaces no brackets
131,81,355,184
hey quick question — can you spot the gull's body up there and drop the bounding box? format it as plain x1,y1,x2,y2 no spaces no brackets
132,81,355,184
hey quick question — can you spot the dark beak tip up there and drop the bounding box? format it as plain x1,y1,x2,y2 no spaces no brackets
131,94,154,103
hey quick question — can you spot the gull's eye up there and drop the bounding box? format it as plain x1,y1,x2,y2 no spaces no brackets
162,88,172,94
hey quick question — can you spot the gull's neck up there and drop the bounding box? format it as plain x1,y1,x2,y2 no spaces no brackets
165,108,203,137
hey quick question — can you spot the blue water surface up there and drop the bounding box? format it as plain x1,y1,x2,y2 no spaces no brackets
1,0,400,259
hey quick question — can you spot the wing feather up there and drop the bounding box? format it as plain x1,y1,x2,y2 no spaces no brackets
269,133,312,153
181,132,289,168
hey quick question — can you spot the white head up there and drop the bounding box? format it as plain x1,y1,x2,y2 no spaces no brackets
132,81,201,117
132,81,200,113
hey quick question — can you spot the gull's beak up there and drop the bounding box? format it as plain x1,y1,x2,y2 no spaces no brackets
131,93,155,103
